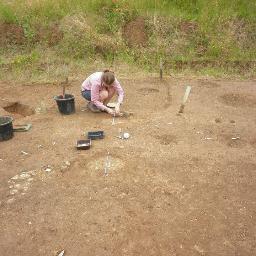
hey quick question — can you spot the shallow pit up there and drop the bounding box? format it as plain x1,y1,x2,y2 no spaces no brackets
3,102,35,116
220,93,256,108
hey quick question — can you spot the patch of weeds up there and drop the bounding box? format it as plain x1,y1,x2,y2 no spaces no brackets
12,50,40,69
96,1,138,34
57,32,95,59
0,2,17,23
197,66,227,77
22,18,36,43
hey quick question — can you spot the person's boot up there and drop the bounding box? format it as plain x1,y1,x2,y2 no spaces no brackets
87,102,101,113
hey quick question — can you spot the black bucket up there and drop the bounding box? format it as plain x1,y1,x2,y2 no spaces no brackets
0,116,14,141
54,94,75,115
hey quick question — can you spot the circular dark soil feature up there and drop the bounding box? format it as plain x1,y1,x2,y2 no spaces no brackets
0,23,25,46
155,134,177,145
3,102,34,116
250,139,256,149
220,134,246,148
138,88,159,95
215,118,222,123
220,93,256,108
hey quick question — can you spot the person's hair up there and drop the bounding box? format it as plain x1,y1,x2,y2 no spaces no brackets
102,69,115,85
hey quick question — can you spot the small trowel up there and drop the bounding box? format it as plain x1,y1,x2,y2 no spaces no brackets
13,124,32,132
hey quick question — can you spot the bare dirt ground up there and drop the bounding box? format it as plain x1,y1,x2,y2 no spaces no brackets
0,75,256,256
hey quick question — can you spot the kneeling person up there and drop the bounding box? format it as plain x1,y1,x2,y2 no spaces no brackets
81,70,124,116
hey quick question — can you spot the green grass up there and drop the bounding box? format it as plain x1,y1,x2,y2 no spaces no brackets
1,0,255,24
0,0,255,80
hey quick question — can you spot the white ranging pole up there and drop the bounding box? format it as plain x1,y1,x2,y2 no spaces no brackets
160,58,163,79
112,113,115,125
104,152,110,176
178,86,192,113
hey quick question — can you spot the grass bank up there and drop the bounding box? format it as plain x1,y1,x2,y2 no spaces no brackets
0,0,255,81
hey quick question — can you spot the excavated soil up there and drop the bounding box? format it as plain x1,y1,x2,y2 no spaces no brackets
0,76,256,255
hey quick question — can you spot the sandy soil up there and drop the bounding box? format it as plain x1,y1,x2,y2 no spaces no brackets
0,75,256,256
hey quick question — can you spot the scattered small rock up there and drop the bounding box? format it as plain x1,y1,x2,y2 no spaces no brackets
7,198,15,204
60,166,67,171
11,175,19,180
14,184,21,189
19,173,31,179
43,165,53,172
194,244,204,254
65,161,71,166
10,189,18,195
118,193,127,199
21,151,29,155
61,161,71,172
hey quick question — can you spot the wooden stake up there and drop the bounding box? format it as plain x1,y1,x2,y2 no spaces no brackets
160,58,163,79
62,77,68,98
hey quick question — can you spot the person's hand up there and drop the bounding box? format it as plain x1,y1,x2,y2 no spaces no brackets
106,108,115,116
115,103,120,115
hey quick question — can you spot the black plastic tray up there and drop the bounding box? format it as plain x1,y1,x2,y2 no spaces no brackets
76,139,91,150
87,131,104,140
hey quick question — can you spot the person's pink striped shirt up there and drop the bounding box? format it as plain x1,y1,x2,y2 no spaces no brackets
81,72,124,111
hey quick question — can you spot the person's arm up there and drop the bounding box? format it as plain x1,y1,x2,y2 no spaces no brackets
113,79,124,114
114,79,124,104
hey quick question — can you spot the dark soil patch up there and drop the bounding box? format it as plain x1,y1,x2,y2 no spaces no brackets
220,134,246,148
215,118,222,123
167,60,256,72
250,139,256,149
179,21,198,34
0,22,25,46
138,88,159,95
198,79,221,88
220,93,256,108
123,17,148,47
155,134,177,145
3,102,35,116
34,23,63,46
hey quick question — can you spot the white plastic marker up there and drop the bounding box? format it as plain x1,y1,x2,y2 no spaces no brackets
104,152,110,176
178,86,192,114
112,113,115,125
123,132,130,139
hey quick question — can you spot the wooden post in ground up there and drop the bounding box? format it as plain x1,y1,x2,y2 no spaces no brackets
62,77,68,98
160,58,163,80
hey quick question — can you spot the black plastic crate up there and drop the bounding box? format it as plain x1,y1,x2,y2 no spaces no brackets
87,131,104,140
